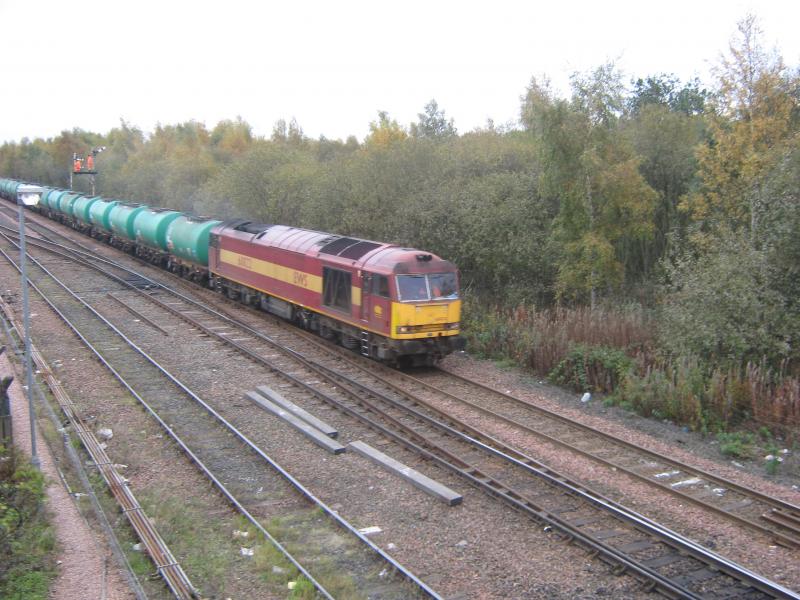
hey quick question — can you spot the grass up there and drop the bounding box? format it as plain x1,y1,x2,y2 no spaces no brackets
717,432,756,459
240,512,364,598
463,299,652,377
262,512,362,599
549,344,633,393
289,577,316,598
0,448,57,600
140,492,236,594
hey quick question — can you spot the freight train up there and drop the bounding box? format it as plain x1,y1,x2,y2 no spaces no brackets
0,178,463,367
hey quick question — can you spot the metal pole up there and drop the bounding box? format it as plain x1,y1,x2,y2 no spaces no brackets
17,200,40,469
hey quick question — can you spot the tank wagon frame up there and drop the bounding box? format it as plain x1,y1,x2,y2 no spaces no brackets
0,178,464,367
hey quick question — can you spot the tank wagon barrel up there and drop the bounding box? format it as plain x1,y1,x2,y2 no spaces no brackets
56,192,83,218
0,179,22,200
134,208,182,251
45,190,69,213
109,203,146,242
88,198,120,233
72,195,101,225
166,215,221,266
39,188,60,211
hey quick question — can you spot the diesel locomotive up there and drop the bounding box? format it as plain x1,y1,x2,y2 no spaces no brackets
0,178,464,367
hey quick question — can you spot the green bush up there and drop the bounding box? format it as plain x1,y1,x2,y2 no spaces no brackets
717,432,756,458
0,449,56,600
658,233,790,366
549,344,634,393
614,356,710,429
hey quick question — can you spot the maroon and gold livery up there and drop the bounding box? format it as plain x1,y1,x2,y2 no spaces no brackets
209,219,463,366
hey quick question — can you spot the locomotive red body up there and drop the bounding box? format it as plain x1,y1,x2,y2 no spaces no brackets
209,219,463,367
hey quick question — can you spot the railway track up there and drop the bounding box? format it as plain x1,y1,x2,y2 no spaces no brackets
416,367,800,544
0,228,439,599
231,309,800,550
0,296,194,599
191,274,800,550
3,207,799,598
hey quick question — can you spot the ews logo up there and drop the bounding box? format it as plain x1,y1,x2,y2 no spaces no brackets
293,271,308,288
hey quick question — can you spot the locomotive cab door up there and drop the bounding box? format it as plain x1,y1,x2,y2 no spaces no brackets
360,273,371,322
361,272,391,333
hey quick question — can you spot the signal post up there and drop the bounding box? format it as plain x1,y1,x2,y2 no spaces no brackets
70,146,105,194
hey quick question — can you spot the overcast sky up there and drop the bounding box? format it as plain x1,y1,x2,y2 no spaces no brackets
2,0,798,144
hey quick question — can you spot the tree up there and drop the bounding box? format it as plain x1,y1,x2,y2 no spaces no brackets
659,231,787,364
199,140,319,224
628,74,707,116
682,15,799,239
522,68,656,306
95,120,145,196
210,117,253,161
410,99,457,139
364,111,408,147
622,102,704,273
271,119,288,142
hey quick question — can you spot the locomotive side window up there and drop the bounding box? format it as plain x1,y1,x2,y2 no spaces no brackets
372,274,390,298
323,267,352,311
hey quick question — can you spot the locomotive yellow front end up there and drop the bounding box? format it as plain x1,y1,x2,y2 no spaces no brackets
393,272,461,337
387,269,463,367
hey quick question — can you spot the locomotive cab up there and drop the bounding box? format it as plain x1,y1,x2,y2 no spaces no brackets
359,251,463,368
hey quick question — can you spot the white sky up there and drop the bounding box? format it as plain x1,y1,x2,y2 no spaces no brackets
1,0,798,144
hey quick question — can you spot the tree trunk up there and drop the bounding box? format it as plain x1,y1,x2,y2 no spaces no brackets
586,172,596,311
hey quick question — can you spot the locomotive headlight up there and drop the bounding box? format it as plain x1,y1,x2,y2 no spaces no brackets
445,322,460,330
397,325,412,334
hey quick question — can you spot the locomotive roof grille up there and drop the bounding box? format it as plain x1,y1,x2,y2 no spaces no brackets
319,236,359,255
339,241,381,259
233,221,273,235
319,236,382,260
